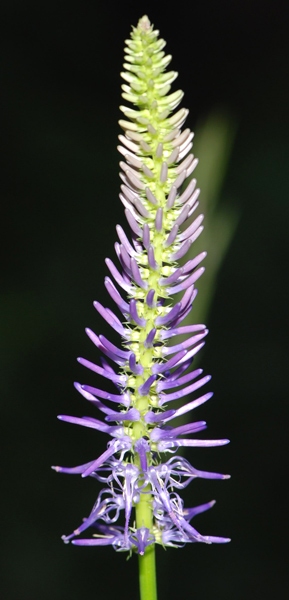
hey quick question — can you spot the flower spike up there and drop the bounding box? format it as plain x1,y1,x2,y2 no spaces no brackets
54,14,230,563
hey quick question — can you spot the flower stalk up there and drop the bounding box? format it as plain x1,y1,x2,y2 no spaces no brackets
53,15,230,600
136,488,157,600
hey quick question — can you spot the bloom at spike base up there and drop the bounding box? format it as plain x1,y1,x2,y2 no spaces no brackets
53,14,230,555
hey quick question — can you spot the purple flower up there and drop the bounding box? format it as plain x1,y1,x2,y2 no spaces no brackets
53,15,230,556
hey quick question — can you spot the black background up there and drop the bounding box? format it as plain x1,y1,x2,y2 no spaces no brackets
1,1,289,599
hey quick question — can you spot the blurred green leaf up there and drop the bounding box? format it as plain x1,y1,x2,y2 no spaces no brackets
179,108,240,327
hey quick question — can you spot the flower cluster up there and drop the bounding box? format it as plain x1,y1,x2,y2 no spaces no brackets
53,15,230,555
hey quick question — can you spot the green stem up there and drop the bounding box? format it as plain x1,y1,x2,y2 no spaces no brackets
135,489,158,600
138,545,157,600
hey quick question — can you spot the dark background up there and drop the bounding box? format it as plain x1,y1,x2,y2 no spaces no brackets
1,1,289,599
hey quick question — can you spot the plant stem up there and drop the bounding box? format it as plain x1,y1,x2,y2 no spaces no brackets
136,489,158,600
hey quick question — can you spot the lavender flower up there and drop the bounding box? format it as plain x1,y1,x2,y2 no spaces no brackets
53,15,230,558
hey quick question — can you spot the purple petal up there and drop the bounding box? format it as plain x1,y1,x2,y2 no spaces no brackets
125,208,142,237
159,376,211,404
167,147,179,164
70,497,116,538
176,341,205,366
104,277,129,313
142,163,154,179
159,325,206,340
105,258,133,293
118,244,131,271
159,266,183,286
106,307,129,336
156,343,204,383
144,328,157,348
184,500,216,521
158,439,230,451
178,177,197,204
77,357,127,385
119,134,139,153
176,518,207,543
163,359,192,381
129,353,144,375
146,289,156,308
105,407,140,422
166,185,177,208
134,197,150,218
116,224,137,257
175,153,194,176
120,465,140,537
166,267,205,295
52,460,96,475
131,258,148,289
143,223,150,249
182,252,207,275
169,305,196,328
161,391,213,415
100,356,117,374
57,414,123,437
125,169,145,191
145,409,175,423
152,349,187,375
186,158,199,178
180,189,200,213
132,234,143,254
165,420,207,438
164,224,178,248
72,537,116,546
156,142,163,158
174,169,187,189
81,385,130,407
151,420,207,442
179,285,197,312
180,517,230,544
148,246,158,270
130,527,155,555
93,301,128,337
165,457,230,480
120,183,139,204
145,187,158,205
138,374,157,396
149,467,174,514
81,438,132,477
162,330,208,356
155,302,181,326
157,366,202,390
160,162,168,183
189,225,204,242
74,382,115,415
170,239,192,261
98,334,130,359
119,191,136,214
186,467,230,481
155,207,163,232
84,329,126,366
172,204,191,228
179,214,204,241
130,299,146,327
199,535,231,544
134,438,150,472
